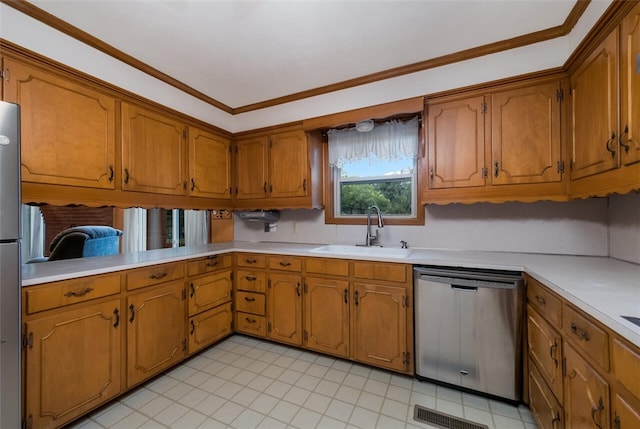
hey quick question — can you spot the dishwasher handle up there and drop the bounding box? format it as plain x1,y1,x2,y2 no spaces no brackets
451,285,478,292
416,273,522,290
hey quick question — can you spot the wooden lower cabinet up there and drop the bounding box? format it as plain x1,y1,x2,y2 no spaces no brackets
304,276,350,358
126,281,186,388
527,305,563,401
563,343,610,429
613,390,640,429
529,361,564,429
267,273,303,346
352,282,409,373
24,299,122,429
188,302,232,354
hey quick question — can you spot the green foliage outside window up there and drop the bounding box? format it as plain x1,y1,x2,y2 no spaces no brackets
340,179,412,215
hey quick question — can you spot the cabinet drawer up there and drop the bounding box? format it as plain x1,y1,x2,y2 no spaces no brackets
306,258,349,277
236,270,267,293
187,254,232,276
527,276,562,328
268,255,302,272
353,261,408,283
236,312,267,337
24,273,121,314
127,262,185,291
235,291,265,315
613,338,640,401
188,270,232,316
236,253,267,268
562,304,609,370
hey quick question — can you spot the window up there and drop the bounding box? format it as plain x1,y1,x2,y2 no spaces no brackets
327,116,423,225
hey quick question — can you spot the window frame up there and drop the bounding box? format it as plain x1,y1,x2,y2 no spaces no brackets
323,132,425,226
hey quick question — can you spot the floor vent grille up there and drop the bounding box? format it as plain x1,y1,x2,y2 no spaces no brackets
413,405,489,429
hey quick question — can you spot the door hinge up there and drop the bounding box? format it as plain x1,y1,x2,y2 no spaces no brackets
182,288,186,300
403,352,411,368
22,332,33,349
562,357,566,377
303,330,308,343
557,161,565,174
268,279,271,289
481,167,488,178
481,102,488,114
183,129,187,140
22,415,33,429
303,283,308,294
403,295,410,308
230,271,234,282
0,69,8,81
267,321,272,332
182,338,187,351
556,88,564,103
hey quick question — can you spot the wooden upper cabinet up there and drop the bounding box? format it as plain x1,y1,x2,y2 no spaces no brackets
491,81,563,185
235,135,269,200
3,58,116,189
427,95,487,189
188,127,232,199
269,131,309,198
121,103,187,195
570,30,619,180
620,2,640,167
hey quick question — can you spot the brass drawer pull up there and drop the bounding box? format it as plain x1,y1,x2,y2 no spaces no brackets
244,296,256,302
279,261,292,267
245,317,256,324
245,275,257,281
190,282,195,298
245,258,257,264
190,320,195,335
149,272,168,280
64,287,94,298
570,323,590,341
534,295,546,306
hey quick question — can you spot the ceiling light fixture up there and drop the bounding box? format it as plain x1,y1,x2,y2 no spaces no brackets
355,119,374,132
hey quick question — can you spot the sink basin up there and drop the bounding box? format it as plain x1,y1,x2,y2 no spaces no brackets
310,244,413,258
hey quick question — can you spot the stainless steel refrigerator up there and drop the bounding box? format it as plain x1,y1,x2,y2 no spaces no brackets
0,101,21,429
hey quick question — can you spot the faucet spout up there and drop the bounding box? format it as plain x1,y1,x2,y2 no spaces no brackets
366,205,384,246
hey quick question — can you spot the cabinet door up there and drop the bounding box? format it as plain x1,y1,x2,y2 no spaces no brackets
529,362,564,429
570,30,619,180
121,103,186,195
188,270,232,316
189,127,232,198
527,305,563,402
304,277,350,358
24,300,121,429
235,136,269,199
352,282,408,372
3,58,116,189
267,273,302,346
427,96,487,189
127,282,185,388
620,3,640,167
269,131,308,198
564,343,610,429
491,81,563,185
613,391,640,429
188,302,232,354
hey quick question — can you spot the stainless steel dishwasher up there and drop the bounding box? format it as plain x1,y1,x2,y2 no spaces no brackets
414,265,524,402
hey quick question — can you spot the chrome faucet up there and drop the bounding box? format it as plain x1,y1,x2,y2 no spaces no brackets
365,205,384,246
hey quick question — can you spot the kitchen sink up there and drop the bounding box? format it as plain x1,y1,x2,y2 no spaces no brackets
310,244,413,258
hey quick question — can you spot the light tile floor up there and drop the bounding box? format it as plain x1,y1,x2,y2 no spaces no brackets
67,335,538,429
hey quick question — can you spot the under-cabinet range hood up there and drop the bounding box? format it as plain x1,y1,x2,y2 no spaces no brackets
235,210,280,223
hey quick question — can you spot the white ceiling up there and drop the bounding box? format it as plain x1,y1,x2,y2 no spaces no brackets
29,0,579,110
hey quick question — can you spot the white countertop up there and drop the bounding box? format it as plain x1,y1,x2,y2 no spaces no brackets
22,241,640,349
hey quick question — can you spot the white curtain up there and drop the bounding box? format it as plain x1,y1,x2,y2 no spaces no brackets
122,208,147,253
327,117,420,167
184,210,209,246
21,205,45,262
